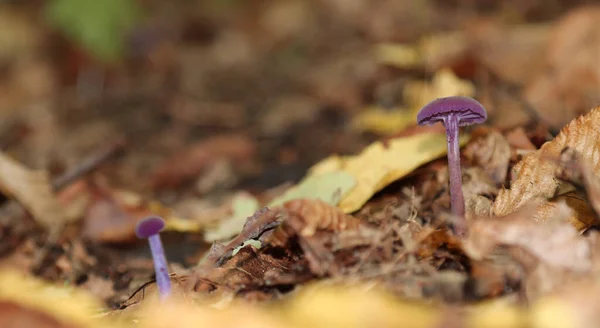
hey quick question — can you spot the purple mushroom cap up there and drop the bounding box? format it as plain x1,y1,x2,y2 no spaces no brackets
417,96,487,127
135,216,166,238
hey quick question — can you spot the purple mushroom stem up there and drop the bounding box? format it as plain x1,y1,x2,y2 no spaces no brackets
135,216,171,300
444,113,466,233
416,96,487,237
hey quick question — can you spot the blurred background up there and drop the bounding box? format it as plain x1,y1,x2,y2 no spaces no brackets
2,0,597,194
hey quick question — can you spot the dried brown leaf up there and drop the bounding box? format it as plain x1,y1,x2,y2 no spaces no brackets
82,182,169,243
282,199,361,237
492,106,600,230
466,202,592,272
462,128,511,185
0,152,67,230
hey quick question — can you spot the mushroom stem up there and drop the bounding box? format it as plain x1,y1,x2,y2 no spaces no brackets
444,114,466,235
147,234,171,300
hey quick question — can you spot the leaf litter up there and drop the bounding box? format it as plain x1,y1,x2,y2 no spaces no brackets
3,2,600,328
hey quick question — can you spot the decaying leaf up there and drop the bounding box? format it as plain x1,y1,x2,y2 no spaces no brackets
492,106,600,230
202,207,279,266
280,198,361,237
467,203,592,272
203,193,260,242
554,147,600,226
311,132,470,213
0,152,67,230
268,171,356,208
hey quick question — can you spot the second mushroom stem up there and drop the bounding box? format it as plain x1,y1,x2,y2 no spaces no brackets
444,115,467,235
148,234,171,300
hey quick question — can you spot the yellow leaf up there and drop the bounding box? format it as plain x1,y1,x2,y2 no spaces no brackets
286,282,438,328
404,68,475,110
492,106,600,230
375,43,422,68
352,69,474,136
306,133,470,213
268,171,356,208
0,269,111,328
351,106,414,135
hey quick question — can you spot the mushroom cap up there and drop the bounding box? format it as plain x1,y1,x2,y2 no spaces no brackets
135,216,165,238
417,96,487,127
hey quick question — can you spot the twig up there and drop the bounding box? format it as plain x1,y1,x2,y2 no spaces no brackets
51,138,127,191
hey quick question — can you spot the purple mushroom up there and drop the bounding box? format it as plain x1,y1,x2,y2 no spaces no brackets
416,96,487,236
135,216,171,300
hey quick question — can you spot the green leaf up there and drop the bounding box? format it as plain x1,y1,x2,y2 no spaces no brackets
268,171,357,208
45,0,141,62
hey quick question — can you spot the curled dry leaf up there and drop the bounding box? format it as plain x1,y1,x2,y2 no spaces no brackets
281,198,361,237
492,106,600,230
0,152,67,230
556,148,600,223
466,202,592,273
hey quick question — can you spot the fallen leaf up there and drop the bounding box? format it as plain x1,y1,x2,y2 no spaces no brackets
279,198,361,238
202,208,279,266
203,193,260,242
0,152,67,230
556,148,600,222
403,68,475,110
492,106,600,231
462,128,511,185
375,43,422,68
82,182,171,243
350,106,414,135
268,171,356,208
467,203,592,272
311,132,470,213
0,269,108,328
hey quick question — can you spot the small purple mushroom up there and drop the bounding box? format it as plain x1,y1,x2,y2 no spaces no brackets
135,216,171,300
416,96,487,236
